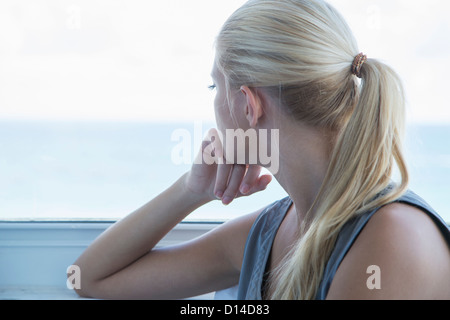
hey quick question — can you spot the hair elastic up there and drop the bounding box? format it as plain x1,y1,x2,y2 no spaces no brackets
351,53,367,78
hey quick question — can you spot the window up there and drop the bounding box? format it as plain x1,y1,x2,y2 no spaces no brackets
0,1,448,222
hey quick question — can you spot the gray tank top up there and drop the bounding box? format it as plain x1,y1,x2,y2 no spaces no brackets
236,189,450,300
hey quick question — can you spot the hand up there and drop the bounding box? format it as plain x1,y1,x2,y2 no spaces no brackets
184,128,272,205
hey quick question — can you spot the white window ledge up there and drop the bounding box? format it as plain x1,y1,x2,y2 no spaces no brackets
0,286,215,300
0,221,220,300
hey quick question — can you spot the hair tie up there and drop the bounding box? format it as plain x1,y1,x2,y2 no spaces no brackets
351,53,367,78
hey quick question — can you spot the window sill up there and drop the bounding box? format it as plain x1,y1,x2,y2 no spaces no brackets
0,221,220,300
0,286,90,300
0,286,216,300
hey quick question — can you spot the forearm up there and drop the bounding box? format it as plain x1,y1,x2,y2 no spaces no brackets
73,173,210,286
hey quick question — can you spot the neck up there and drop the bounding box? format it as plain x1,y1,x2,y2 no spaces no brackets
272,122,333,224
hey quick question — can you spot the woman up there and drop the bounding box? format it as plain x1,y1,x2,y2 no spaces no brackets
73,0,450,299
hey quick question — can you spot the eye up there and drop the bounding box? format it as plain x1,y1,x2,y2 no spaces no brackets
208,84,216,91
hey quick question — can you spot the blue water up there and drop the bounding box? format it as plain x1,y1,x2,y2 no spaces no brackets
0,120,448,222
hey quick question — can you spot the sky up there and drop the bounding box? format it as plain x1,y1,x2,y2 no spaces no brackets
0,0,449,124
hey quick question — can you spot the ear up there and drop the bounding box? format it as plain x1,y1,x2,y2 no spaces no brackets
240,86,263,128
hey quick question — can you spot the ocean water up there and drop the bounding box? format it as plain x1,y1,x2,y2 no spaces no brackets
0,120,448,223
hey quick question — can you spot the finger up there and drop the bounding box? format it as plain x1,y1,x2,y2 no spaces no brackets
214,161,232,200
245,174,272,196
221,164,247,205
239,165,261,195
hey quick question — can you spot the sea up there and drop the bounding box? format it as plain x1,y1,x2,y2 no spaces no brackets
0,120,449,223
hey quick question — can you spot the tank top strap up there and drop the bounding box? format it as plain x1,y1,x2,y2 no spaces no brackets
237,196,292,300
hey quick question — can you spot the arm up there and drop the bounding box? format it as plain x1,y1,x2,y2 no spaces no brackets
72,129,272,299
326,203,450,300
73,173,207,299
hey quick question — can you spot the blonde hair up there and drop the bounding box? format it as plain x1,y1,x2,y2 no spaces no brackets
216,0,409,299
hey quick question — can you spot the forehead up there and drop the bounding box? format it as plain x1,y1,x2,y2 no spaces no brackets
212,55,226,74
211,61,225,83
211,63,219,79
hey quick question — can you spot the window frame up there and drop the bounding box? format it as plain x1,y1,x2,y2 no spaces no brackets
0,220,220,299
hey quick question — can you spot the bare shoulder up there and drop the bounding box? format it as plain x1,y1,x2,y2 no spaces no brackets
327,202,450,300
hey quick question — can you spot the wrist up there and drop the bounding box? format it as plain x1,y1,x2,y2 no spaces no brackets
176,172,213,209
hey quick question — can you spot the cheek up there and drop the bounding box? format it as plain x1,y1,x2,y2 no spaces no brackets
214,92,233,132
213,93,254,164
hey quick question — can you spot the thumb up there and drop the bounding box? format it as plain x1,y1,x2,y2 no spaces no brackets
243,174,272,196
